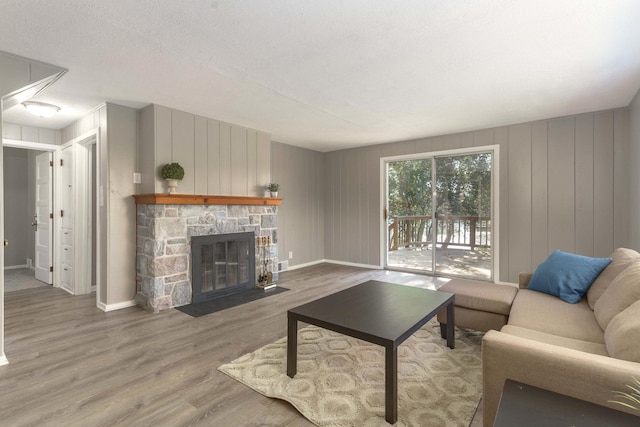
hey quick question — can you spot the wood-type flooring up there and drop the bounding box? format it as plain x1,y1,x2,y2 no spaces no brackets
0,263,463,426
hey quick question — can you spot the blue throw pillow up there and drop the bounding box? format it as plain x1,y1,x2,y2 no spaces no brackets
528,250,612,304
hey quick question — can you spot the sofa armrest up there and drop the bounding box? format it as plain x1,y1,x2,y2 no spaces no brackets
482,330,640,426
518,272,532,289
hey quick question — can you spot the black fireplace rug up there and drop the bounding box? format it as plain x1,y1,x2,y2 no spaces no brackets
176,286,289,317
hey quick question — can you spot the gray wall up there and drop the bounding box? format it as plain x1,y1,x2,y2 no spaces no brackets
2,148,29,267
138,104,271,196
271,142,325,267
323,108,630,283
630,89,640,250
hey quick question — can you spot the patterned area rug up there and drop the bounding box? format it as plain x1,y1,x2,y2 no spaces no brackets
218,319,483,426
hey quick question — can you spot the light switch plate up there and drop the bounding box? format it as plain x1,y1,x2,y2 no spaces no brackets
133,172,141,184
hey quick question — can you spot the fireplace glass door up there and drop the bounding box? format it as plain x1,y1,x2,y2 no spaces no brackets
192,232,255,303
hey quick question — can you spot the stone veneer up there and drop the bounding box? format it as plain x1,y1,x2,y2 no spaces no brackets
136,204,278,312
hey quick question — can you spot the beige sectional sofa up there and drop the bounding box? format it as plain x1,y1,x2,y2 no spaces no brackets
482,248,640,426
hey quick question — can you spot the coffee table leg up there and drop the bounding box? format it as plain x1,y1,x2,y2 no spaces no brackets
446,301,455,349
287,315,297,378
385,344,398,424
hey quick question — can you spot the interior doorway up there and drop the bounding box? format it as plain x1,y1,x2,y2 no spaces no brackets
2,146,52,292
2,131,99,296
384,148,496,280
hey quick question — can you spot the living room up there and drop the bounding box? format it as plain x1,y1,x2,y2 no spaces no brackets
2,1,640,425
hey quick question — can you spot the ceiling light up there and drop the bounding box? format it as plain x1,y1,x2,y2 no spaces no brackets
22,101,61,118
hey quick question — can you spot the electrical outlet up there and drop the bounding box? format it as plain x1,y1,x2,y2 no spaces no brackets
133,172,141,184
289,251,293,259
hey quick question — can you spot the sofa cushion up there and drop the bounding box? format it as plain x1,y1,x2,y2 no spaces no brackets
501,325,608,356
588,248,640,309
604,300,640,362
527,250,612,304
594,262,640,330
508,289,604,344
438,279,518,315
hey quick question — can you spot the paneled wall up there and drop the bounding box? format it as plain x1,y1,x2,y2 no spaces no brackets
271,142,325,268
3,123,62,144
324,108,630,283
138,104,270,196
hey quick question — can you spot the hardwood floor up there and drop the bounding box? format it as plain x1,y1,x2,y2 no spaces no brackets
0,264,452,426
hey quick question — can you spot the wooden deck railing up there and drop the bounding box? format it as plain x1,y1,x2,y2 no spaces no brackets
388,215,491,251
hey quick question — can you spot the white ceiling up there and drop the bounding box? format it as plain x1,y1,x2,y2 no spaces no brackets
2,0,640,152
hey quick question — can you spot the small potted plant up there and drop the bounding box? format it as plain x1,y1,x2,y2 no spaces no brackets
611,378,640,411
267,183,280,198
161,162,185,194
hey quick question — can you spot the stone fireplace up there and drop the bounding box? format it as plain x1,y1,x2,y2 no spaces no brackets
134,194,280,312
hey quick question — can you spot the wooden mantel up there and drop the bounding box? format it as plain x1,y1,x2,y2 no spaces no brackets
133,194,282,206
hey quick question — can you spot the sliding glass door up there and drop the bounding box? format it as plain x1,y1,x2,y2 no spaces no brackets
386,158,434,272
385,150,493,280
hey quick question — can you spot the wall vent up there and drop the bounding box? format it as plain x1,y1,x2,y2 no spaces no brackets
278,260,289,272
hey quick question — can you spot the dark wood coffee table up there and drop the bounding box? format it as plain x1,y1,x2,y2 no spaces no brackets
286,280,455,424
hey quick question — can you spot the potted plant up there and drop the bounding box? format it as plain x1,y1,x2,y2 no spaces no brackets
267,183,280,198
611,378,640,411
161,162,185,194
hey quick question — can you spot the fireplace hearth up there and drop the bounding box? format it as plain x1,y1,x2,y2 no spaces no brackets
191,232,255,303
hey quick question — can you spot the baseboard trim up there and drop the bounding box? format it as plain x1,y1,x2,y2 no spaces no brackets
97,299,137,312
323,259,383,270
0,354,8,366
4,264,28,270
287,259,382,271
286,260,326,271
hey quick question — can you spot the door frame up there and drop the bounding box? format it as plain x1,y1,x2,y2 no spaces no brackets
56,140,74,293
2,129,101,296
75,131,99,295
380,145,501,282
53,129,100,296
2,138,60,287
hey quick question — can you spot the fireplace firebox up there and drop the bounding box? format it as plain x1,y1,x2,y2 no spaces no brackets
191,232,256,303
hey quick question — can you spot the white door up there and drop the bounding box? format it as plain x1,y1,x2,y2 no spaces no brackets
34,152,53,284
59,145,74,293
